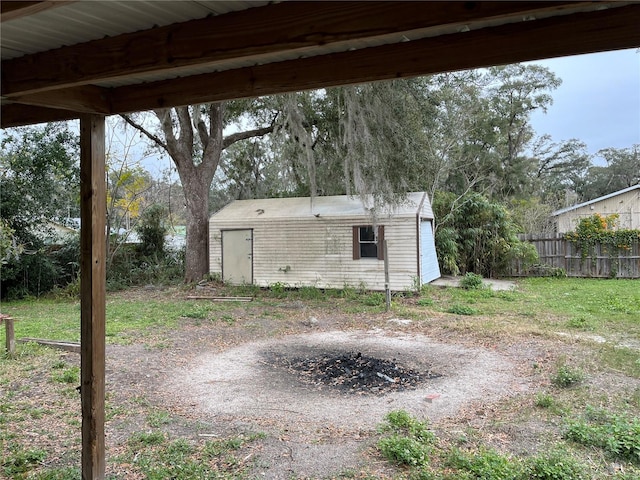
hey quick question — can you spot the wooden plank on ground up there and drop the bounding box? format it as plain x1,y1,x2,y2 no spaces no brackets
18,337,81,353
186,296,253,302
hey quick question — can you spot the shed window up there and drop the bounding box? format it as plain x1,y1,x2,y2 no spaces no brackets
352,226,384,260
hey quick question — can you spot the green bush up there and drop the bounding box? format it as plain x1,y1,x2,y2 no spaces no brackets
433,191,538,277
460,272,484,290
135,204,167,258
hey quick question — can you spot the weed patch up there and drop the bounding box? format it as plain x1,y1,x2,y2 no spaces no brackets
119,432,262,479
445,447,523,480
447,304,477,316
552,365,585,388
564,407,640,463
2,446,47,477
362,292,385,307
377,411,436,467
525,450,588,479
52,366,79,384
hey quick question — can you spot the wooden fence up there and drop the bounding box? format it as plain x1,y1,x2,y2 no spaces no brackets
511,235,640,278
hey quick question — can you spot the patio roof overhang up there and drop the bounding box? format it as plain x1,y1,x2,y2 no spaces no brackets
2,1,640,127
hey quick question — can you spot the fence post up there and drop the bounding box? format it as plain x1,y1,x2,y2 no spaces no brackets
1,314,15,356
384,240,390,312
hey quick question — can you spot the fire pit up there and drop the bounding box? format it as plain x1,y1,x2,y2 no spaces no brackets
265,349,441,394
167,330,519,431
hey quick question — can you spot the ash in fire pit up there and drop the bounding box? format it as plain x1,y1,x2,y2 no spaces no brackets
267,350,441,394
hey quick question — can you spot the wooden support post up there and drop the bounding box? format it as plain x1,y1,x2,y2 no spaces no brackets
80,114,106,480
3,315,15,356
384,240,390,312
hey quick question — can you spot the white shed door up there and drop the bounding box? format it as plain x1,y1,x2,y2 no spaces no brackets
222,229,253,284
420,220,441,284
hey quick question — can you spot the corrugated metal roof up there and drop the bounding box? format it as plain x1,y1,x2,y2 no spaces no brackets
551,184,640,216
210,192,432,221
1,1,268,60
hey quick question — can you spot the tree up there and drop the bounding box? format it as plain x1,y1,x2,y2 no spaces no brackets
135,204,167,258
529,135,590,206
481,64,561,199
121,64,563,282
0,123,79,297
579,145,640,200
122,101,278,282
432,191,537,277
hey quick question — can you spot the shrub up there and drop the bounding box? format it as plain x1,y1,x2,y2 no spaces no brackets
135,204,167,258
460,272,484,290
432,191,538,277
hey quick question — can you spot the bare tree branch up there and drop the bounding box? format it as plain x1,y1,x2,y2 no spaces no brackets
120,113,168,150
222,125,274,149
193,104,209,146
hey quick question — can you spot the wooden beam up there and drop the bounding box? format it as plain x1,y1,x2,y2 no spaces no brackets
0,1,596,96
111,4,640,113
3,3,639,125
8,85,111,114
80,114,106,480
0,104,80,128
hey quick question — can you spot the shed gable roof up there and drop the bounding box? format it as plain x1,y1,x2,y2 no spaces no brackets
210,192,431,221
552,184,640,216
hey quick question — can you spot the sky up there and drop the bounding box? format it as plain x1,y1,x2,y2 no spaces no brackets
528,48,639,159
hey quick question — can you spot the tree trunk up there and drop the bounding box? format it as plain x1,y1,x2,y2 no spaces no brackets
182,172,212,283
122,103,276,283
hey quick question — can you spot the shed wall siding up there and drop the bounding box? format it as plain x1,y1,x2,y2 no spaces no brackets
210,216,419,290
556,190,640,233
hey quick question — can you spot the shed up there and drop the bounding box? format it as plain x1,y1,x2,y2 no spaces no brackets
552,184,640,233
209,192,440,291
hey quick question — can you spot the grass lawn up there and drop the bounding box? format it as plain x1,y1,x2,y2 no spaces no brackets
1,278,639,479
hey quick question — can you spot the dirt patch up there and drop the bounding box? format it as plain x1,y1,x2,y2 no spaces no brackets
162,329,526,477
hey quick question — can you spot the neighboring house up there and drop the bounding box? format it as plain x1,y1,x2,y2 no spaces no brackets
552,184,640,234
209,192,440,291
41,220,78,245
